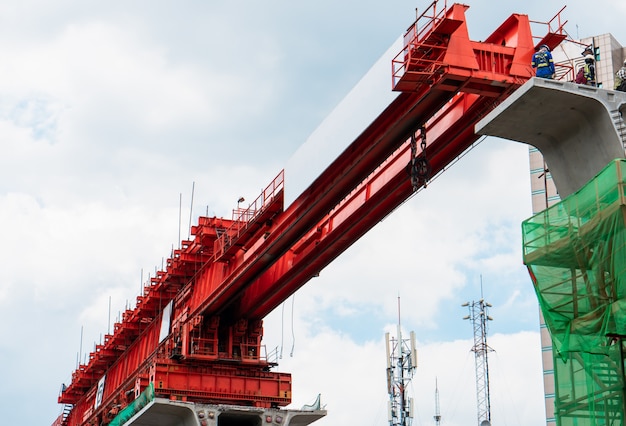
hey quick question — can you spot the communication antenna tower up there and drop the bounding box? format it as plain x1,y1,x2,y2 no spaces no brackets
434,378,442,426
385,297,418,426
462,286,494,426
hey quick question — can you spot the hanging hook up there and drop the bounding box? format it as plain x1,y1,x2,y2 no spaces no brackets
407,125,431,190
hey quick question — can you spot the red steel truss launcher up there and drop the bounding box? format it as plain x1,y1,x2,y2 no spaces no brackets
53,2,566,425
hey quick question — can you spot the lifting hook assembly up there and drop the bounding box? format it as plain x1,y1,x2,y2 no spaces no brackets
407,126,431,191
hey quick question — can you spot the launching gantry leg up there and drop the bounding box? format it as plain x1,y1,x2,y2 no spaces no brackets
476,77,626,198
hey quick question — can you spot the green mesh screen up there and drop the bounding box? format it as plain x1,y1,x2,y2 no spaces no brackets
523,159,626,425
109,382,154,426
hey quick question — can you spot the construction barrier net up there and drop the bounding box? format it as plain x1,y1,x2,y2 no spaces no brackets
109,383,154,426
522,159,626,425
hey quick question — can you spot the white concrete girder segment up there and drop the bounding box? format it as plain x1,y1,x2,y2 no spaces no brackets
125,398,326,426
476,77,626,198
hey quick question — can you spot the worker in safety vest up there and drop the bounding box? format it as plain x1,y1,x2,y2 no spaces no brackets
531,44,555,79
582,54,597,86
615,60,626,92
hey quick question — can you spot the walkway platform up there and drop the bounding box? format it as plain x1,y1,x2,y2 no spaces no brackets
476,77,626,197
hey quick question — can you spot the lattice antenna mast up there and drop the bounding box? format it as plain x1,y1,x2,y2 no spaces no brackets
385,297,418,426
434,378,442,426
462,286,494,426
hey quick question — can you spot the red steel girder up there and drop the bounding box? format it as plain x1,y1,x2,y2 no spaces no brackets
235,88,519,319
191,4,537,322
152,361,291,408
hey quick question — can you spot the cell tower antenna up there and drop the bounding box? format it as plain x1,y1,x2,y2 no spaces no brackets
385,297,417,426
462,278,494,426
434,378,442,426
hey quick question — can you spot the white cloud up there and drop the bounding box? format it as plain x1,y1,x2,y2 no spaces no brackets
264,315,544,426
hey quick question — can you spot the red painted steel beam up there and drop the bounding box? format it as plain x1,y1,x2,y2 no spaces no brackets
152,361,291,408
204,8,537,321
185,4,533,322
235,88,519,319
187,88,454,321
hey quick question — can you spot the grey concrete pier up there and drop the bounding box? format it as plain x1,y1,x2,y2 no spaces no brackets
476,77,626,198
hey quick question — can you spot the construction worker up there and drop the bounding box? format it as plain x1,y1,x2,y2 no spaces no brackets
615,60,626,91
531,44,555,79
582,54,597,86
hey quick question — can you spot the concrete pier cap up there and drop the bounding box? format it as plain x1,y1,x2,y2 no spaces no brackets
476,77,626,198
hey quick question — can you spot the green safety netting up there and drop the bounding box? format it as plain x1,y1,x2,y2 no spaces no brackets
522,159,626,425
109,383,154,426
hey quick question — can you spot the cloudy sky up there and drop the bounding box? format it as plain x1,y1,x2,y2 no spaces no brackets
2,1,626,425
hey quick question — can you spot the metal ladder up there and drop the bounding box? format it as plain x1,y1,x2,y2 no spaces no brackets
61,404,73,425
611,108,626,153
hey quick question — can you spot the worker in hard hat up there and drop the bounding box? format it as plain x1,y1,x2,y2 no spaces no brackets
581,45,593,57
615,59,626,91
581,54,597,86
531,44,555,79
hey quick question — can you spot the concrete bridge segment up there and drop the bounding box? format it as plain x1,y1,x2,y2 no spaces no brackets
126,399,326,426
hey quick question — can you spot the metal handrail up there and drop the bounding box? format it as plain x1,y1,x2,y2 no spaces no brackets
215,170,285,257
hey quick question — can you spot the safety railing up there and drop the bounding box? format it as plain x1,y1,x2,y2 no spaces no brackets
404,0,448,46
554,62,575,82
189,337,218,357
530,6,568,47
214,170,284,258
392,0,449,89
